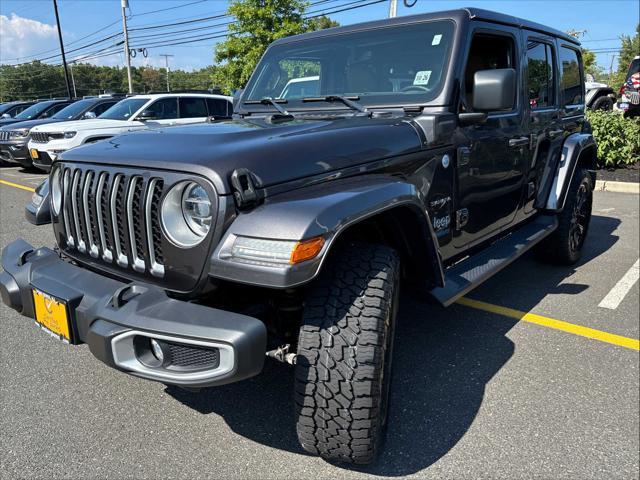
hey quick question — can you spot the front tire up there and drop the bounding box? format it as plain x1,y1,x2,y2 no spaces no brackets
294,243,400,464
537,167,593,265
591,95,614,111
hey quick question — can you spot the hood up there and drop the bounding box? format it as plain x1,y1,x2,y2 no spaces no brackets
0,118,66,131
31,118,131,133
0,118,25,127
60,115,423,195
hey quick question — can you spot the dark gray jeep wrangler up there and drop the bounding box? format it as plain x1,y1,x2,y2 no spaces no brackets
1,8,596,464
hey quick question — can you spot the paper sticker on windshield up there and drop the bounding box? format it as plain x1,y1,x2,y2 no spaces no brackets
432,34,442,46
414,71,432,85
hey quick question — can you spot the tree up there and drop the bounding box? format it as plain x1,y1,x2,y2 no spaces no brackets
213,0,338,94
612,23,640,88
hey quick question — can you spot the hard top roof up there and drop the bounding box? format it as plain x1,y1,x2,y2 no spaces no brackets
272,7,579,46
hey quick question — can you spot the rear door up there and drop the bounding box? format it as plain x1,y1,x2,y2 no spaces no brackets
177,97,209,125
519,32,563,218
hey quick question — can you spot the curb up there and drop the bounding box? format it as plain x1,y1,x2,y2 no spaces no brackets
595,180,640,194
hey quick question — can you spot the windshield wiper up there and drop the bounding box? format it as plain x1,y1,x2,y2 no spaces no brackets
243,97,290,115
302,95,368,114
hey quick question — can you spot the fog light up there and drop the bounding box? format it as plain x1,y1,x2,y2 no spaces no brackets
150,339,164,362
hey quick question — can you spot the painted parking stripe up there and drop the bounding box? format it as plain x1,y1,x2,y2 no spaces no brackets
0,179,36,193
598,259,640,310
457,297,640,351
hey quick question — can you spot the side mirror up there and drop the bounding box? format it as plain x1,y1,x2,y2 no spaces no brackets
137,110,156,121
1,113,11,119
83,111,97,119
25,178,52,225
471,68,516,111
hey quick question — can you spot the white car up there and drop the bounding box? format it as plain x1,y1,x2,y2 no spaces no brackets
28,92,233,171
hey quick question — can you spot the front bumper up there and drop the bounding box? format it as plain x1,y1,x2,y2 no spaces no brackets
0,141,30,166
0,239,267,388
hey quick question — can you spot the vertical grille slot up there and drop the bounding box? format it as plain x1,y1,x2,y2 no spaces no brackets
62,168,75,248
111,174,128,267
126,176,145,272
71,169,86,253
145,179,165,277
95,172,113,262
82,171,99,258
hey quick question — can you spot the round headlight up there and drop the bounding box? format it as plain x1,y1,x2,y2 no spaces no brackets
50,169,62,215
161,181,213,248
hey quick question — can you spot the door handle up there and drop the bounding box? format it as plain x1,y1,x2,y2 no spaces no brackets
548,129,564,139
508,137,529,148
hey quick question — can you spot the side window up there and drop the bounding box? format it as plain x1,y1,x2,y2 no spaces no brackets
463,33,516,111
206,98,231,117
42,103,68,118
142,98,178,120
179,97,208,118
93,101,116,116
560,47,583,106
527,41,555,109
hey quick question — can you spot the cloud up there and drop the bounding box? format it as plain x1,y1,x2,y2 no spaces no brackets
0,13,60,63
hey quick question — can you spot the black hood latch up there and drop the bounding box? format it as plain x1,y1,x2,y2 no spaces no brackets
230,168,260,209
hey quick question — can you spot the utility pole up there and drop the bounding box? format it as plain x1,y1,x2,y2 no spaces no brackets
159,54,174,92
388,0,397,18
52,0,72,99
121,0,133,94
69,63,77,98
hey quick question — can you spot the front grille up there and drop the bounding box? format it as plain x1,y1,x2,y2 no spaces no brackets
0,131,9,141
59,165,165,278
31,132,49,143
167,342,220,369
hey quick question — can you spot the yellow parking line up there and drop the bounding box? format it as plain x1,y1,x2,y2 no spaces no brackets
0,179,35,193
457,297,640,352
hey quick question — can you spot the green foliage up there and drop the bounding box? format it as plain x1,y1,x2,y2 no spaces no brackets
0,62,220,101
587,111,640,168
610,24,640,89
213,0,338,94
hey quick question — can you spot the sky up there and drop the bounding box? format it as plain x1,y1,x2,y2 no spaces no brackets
0,0,638,73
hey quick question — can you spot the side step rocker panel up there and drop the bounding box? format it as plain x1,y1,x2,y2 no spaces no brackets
430,215,558,307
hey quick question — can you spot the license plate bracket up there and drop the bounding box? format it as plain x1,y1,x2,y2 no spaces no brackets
31,289,73,343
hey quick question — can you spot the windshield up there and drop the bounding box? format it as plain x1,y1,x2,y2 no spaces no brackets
245,20,454,109
14,102,54,120
98,98,147,120
52,99,93,119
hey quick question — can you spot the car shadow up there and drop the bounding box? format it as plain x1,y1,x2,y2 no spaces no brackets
166,214,619,476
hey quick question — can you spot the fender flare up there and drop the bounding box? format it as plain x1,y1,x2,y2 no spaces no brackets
585,87,615,107
209,175,444,289
544,133,597,212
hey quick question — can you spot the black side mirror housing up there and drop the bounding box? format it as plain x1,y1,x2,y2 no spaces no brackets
25,178,51,225
137,110,155,121
472,68,516,112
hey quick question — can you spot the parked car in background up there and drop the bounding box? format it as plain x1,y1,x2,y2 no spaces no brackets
0,96,123,168
585,74,616,111
0,99,75,128
280,75,320,98
617,56,640,118
0,101,37,119
27,93,233,171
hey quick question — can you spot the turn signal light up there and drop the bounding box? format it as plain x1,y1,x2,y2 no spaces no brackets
290,237,325,264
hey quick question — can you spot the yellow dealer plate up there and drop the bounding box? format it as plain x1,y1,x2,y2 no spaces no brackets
30,148,39,160
32,289,71,342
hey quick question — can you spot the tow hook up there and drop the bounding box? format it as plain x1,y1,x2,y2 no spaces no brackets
266,344,297,365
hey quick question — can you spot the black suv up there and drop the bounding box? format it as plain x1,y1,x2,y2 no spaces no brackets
0,96,122,168
0,101,37,120
0,9,596,464
0,98,74,129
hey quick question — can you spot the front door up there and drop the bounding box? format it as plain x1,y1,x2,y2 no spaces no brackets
454,28,528,249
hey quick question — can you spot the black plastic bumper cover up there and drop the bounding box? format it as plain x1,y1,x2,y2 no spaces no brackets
0,239,267,387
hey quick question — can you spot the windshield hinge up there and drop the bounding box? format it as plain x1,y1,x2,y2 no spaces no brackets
230,168,260,209
403,106,423,115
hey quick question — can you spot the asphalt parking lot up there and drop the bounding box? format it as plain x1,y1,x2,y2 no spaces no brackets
0,164,638,479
